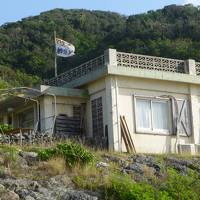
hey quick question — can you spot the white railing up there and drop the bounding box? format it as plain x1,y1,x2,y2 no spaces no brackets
44,55,105,86
195,62,200,75
44,50,200,87
116,52,185,73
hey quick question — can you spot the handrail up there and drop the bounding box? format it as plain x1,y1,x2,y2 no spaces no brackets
44,54,105,86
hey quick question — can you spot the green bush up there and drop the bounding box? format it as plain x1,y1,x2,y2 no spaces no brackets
103,170,200,200
37,148,56,161
0,124,13,133
56,142,95,167
160,169,200,200
37,142,95,167
105,175,155,200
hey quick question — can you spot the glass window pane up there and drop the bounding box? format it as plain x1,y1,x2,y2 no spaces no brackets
152,101,169,130
136,99,151,129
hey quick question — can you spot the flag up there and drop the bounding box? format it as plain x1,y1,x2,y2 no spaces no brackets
55,38,75,58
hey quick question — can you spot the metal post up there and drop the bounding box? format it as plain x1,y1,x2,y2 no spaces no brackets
20,129,22,147
54,31,58,77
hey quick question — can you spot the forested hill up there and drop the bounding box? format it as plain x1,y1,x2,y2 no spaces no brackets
1,4,200,87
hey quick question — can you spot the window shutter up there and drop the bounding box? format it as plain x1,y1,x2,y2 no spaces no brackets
172,99,191,136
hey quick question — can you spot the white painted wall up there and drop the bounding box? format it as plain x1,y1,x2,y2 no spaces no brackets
114,76,200,153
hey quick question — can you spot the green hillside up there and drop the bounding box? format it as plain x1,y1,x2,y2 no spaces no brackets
0,4,200,87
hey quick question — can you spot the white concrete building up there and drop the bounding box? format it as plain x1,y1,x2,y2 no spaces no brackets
1,49,200,154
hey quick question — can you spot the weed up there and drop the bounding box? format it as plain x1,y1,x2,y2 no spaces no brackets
38,157,66,176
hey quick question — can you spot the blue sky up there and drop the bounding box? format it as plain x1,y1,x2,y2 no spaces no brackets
0,0,199,25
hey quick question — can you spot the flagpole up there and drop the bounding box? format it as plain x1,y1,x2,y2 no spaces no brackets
54,31,57,77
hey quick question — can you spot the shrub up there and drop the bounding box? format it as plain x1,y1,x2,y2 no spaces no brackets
105,175,155,200
56,142,95,167
37,148,56,161
160,169,200,200
37,142,95,167
0,124,13,133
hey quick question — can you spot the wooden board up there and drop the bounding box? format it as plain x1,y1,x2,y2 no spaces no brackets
120,115,136,153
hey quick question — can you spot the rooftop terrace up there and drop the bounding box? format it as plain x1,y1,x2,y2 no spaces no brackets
44,49,200,88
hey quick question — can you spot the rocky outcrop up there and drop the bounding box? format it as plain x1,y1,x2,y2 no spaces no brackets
0,177,98,200
0,149,200,200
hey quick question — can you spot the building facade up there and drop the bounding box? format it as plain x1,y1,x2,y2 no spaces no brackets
1,49,200,154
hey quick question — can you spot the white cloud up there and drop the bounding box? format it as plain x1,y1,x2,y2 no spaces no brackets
184,0,200,5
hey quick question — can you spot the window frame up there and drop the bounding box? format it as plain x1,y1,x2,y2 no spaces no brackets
133,95,172,135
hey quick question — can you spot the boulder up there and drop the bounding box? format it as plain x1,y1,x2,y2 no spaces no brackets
25,196,35,200
28,181,40,192
125,163,145,175
0,184,5,191
15,188,29,199
1,191,19,200
96,162,109,168
60,189,98,200
165,157,189,174
19,151,38,166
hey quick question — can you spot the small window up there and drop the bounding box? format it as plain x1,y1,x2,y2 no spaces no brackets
135,97,171,134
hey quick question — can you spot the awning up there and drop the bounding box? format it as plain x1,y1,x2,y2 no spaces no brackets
0,87,42,113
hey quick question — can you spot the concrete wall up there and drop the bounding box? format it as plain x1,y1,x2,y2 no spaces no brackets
40,95,86,133
84,78,107,138
114,75,200,153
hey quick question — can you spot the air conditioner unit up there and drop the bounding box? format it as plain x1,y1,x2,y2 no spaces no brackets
178,144,195,155
195,144,200,154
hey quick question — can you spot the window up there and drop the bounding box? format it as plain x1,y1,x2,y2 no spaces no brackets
135,97,171,134
91,97,104,138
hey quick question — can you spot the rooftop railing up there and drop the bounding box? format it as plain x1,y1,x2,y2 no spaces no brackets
116,52,185,73
44,49,200,86
44,54,105,86
195,62,200,75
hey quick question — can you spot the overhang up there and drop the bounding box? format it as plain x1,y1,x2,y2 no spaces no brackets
41,85,89,98
108,66,200,85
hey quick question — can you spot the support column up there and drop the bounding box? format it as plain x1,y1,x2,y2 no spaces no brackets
105,77,121,151
104,49,117,67
185,59,199,144
184,59,196,75
104,49,121,151
189,85,200,144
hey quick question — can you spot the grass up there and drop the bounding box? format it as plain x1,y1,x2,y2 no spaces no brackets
37,157,66,176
